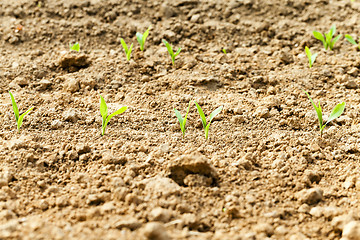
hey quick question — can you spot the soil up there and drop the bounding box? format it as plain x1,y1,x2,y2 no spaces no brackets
1,0,360,239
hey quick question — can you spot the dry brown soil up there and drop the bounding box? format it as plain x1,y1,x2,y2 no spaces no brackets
2,0,360,239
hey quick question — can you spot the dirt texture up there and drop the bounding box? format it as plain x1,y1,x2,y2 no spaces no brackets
1,0,360,239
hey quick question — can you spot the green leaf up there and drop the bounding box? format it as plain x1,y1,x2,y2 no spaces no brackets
305,46,311,59
143,27,150,42
205,106,223,140
183,101,191,130
330,34,342,50
174,108,184,129
9,91,19,122
100,95,108,124
120,38,128,53
325,102,345,125
17,107,33,132
329,25,336,38
163,39,174,56
141,27,150,51
311,53,318,67
345,34,357,45
313,31,325,43
194,101,207,129
69,42,80,52
304,91,323,130
136,26,150,51
105,106,128,128
313,31,328,49
305,46,314,68
174,47,181,57
136,32,143,49
316,100,323,129
209,106,223,123
127,43,133,61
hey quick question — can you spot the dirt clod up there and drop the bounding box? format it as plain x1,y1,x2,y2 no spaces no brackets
296,188,323,205
143,222,171,240
59,52,90,72
168,153,218,186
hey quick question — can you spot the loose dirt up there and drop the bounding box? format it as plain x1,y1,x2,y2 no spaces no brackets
1,0,360,239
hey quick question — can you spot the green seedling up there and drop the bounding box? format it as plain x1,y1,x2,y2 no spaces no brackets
304,91,345,137
100,95,128,136
162,39,181,66
9,91,34,133
345,34,360,49
222,48,227,54
174,101,191,137
120,38,133,61
305,46,317,68
136,26,150,51
194,101,223,140
69,42,80,52
313,25,342,50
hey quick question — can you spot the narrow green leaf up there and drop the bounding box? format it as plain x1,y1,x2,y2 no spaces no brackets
330,25,336,38
174,47,181,57
182,101,191,130
305,46,313,68
305,46,311,59
330,34,342,50
194,101,207,129
345,34,357,45
127,43,133,61
313,31,325,42
9,91,19,122
17,107,33,132
141,27,150,51
120,38,128,53
174,109,184,127
311,53,318,67
163,39,174,56
136,32,143,50
315,101,323,130
100,95,108,123
325,102,345,125
313,31,328,49
143,27,150,42
304,91,323,130
203,106,223,140
209,106,223,123
105,106,128,127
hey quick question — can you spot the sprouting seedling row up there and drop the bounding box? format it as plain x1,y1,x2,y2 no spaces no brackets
174,101,223,140
8,91,346,138
306,25,360,68
119,27,181,65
